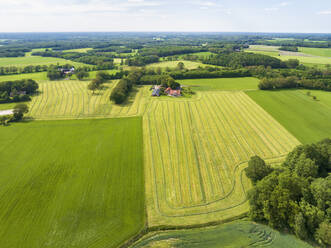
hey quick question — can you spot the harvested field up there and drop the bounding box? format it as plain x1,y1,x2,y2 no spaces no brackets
143,91,300,226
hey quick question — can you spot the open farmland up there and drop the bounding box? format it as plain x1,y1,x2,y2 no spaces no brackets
178,77,259,91
246,45,331,67
132,220,312,248
0,118,145,248
144,91,300,226
246,90,331,144
147,60,205,70
0,72,48,82
0,56,88,68
61,48,93,53
299,47,331,57
26,80,149,120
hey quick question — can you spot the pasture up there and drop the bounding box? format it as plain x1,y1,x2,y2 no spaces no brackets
144,91,300,226
299,47,331,57
178,77,259,91
0,72,48,82
246,90,331,144
132,220,312,248
0,118,145,248
147,60,204,70
62,48,93,53
246,45,331,66
0,56,88,68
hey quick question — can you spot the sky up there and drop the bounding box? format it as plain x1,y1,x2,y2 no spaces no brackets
0,0,330,33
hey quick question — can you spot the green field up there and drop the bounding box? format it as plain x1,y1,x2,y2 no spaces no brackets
62,48,93,53
144,91,299,226
246,90,331,144
299,47,331,57
132,220,312,248
178,77,259,91
0,72,48,82
0,56,88,68
0,118,145,248
246,45,331,67
147,60,204,70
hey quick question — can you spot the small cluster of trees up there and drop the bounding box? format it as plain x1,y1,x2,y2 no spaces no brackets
279,46,299,52
0,79,38,103
0,103,29,125
0,47,30,57
0,65,50,76
258,77,331,91
246,139,331,247
87,71,111,94
126,55,159,66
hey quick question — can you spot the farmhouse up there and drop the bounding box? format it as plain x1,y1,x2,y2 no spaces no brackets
165,87,181,97
59,67,75,75
152,85,161,97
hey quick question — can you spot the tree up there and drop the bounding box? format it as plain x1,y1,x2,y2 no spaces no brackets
0,115,10,126
177,62,185,70
294,212,308,240
245,156,273,184
12,103,28,122
76,71,89,80
315,222,331,247
88,81,99,94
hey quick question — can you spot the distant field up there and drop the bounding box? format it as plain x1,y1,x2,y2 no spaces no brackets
0,56,88,68
132,220,312,248
246,45,331,66
144,91,299,226
0,102,21,110
246,90,331,144
27,80,149,120
0,118,145,248
0,72,48,82
299,47,331,57
178,77,259,91
62,48,93,53
147,60,204,70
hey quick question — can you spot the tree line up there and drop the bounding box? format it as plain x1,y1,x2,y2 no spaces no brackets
279,46,299,52
0,79,38,103
32,50,115,69
246,139,331,247
258,77,331,91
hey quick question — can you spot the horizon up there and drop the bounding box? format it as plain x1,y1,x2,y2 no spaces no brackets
0,0,330,33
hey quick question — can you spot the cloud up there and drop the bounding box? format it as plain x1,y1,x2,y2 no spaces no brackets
0,0,163,15
317,10,331,15
264,1,291,12
279,2,291,7
265,7,279,12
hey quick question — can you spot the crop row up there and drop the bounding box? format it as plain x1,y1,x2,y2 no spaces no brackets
144,91,300,226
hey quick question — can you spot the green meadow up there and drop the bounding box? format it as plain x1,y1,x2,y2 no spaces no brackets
62,48,93,53
132,220,312,248
0,118,145,248
0,72,48,82
299,47,331,57
0,56,88,68
178,77,260,91
246,90,331,144
147,60,205,70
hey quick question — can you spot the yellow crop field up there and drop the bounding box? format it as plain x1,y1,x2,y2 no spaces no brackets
27,80,150,120
143,91,300,226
